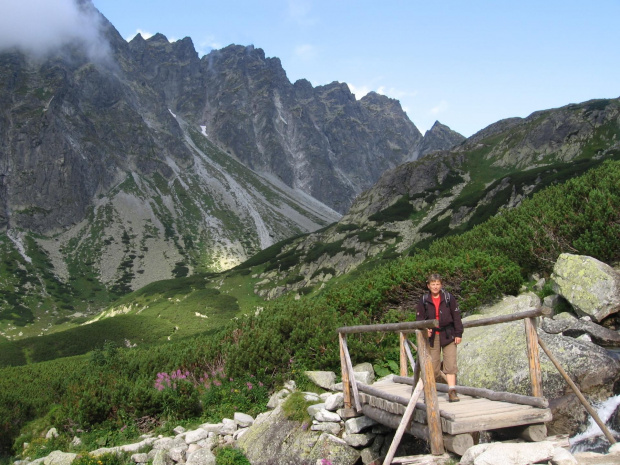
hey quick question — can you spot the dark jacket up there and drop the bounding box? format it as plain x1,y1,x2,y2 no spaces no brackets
416,290,464,347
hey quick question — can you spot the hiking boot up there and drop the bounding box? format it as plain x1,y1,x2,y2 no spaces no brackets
448,389,460,403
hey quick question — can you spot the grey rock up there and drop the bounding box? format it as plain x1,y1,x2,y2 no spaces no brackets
343,432,375,448
220,418,237,435
458,293,620,403
551,447,578,465
153,437,176,450
353,363,375,383
234,412,254,428
360,446,381,465
185,429,210,444
460,441,554,465
304,371,336,390
237,404,322,464
345,415,378,434
42,451,77,465
314,408,341,423
45,428,59,439
131,453,149,463
544,294,561,308
551,253,620,322
311,422,341,435
266,389,290,408
307,433,360,465
324,392,344,411
121,437,157,453
173,426,186,435
542,312,620,346
303,392,321,402
90,447,121,457
307,403,326,417
152,450,173,465
283,380,297,391
185,448,216,465
168,444,188,463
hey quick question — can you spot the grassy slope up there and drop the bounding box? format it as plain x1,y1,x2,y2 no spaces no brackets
0,159,618,457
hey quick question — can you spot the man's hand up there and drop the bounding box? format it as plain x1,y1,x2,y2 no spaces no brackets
427,328,432,337
454,337,462,345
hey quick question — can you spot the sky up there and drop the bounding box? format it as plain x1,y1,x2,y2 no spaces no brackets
2,1,619,137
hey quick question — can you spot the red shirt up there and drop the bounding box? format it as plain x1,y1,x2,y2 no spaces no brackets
432,294,441,320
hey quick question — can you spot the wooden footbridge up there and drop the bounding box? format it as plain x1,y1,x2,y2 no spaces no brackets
337,307,616,464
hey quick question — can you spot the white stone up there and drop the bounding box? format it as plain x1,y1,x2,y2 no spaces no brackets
234,412,254,428
283,380,296,391
186,448,216,465
220,418,237,435
43,451,77,465
324,392,344,411
168,444,188,462
307,403,326,416
131,453,149,463
173,426,186,435
303,392,321,402
550,447,578,465
185,429,210,444
45,428,59,439
198,423,224,434
311,422,341,435
314,408,342,423
343,432,375,448
345,415,377,434
304,371,336,389
461,441,554,465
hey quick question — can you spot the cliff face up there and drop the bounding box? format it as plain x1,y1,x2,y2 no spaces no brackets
0,6,462,331
247,98,620,300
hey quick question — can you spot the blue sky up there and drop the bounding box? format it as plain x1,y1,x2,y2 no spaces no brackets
14,1,620,137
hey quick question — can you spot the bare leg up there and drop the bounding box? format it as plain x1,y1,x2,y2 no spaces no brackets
446,373,456,387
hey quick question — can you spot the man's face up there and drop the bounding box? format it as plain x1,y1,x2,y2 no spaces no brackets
427,280,442,295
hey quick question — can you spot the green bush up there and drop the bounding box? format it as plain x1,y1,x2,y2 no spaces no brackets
215,447,251,465
368,194,415,224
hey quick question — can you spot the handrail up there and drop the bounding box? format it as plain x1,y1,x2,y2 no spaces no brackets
336,319,438,334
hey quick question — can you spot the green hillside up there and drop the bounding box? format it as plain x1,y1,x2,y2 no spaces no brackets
1,159,618,458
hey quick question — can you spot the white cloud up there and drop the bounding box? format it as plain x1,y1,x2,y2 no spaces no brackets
346,83,372,99
126,29,154,41
347,83,418,102
294,44,317,60
0,0,110,61
287,0,317,26
431,100,449,115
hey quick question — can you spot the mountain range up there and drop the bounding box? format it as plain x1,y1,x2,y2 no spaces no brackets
0,4,463,337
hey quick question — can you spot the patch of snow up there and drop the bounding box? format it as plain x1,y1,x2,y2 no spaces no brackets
200,125,208,136
168,109,177,118
7,229,32,263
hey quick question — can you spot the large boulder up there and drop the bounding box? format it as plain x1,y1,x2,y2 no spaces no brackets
237,404,359,465
551,254,620,322
458,293,620,402
541,312,620,347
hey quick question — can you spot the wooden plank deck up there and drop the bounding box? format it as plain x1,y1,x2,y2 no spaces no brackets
362,379,552,436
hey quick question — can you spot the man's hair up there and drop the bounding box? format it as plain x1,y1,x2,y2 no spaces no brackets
427,273,442,284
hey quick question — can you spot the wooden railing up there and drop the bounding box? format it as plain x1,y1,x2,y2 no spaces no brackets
336,307,554,461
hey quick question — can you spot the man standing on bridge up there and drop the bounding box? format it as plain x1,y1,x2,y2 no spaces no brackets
416,273,464,402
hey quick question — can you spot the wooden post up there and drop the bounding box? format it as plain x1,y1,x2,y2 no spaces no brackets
524,317,543,398
537,335,617,445
416,329,445,455
339,332,352,410
400,332,408,377
383,378,425,465
340,333,362,411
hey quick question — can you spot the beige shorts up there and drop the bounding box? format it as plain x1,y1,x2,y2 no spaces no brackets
429,341,458,380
